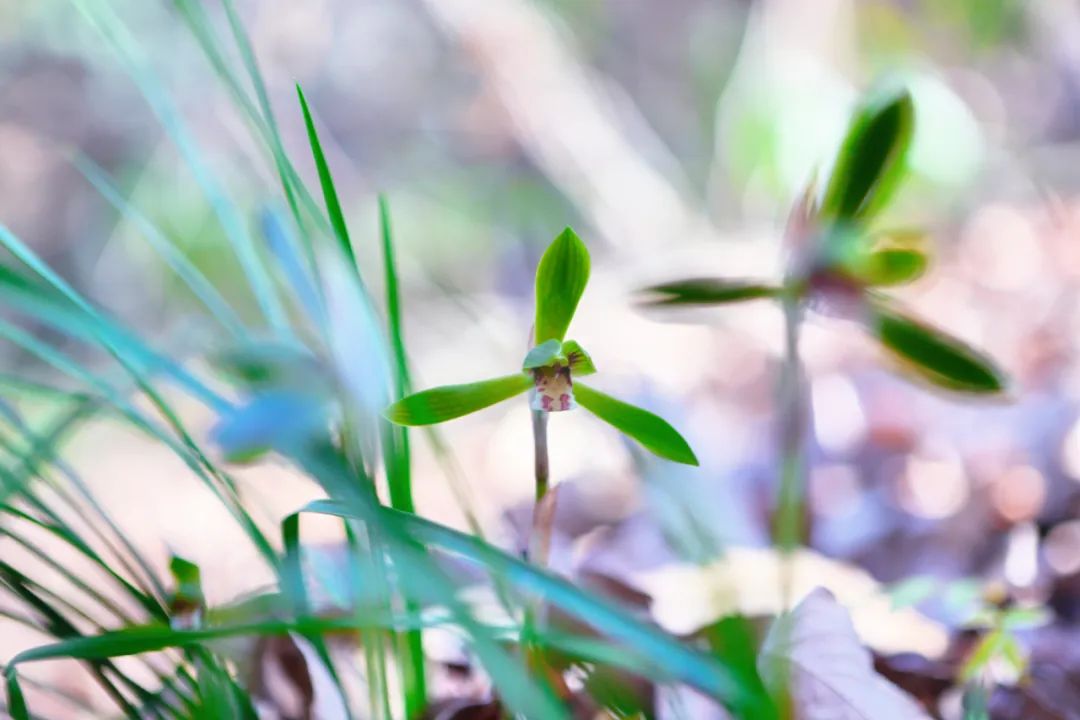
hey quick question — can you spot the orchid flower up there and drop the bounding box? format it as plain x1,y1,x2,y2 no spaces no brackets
385,228,698,465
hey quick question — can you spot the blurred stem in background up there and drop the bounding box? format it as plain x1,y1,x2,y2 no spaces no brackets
774,288,807,564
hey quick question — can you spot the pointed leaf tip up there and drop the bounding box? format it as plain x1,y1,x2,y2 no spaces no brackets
643,278,781,306
535,227,591,344
574,383,698,465
869,301,1006,394
822,85,915,222
385,373,532,426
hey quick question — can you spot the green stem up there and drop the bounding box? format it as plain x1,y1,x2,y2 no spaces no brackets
532,409,550,505
775,290,808,592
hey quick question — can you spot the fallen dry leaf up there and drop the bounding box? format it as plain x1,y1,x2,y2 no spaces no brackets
758,588,931,720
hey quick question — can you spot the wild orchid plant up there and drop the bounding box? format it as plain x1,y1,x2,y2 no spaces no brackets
646,84,1006,396
385,227,699,475
644,83,1007,550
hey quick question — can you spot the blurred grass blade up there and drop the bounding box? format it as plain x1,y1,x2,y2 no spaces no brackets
260,208,326,327
868,300,1006,394
535,227,590,344
297,85,356,267
643,278,780,306
0,224,228,412
303,499,770,716
0,319,277,568
385,374,532,426
574,383,698,465
70,0,290,335
821,85,915,222
5,672,28,720
72,154,247,338
295,447,569,719
173,0,330,263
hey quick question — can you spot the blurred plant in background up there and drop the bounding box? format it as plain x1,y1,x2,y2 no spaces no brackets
2,0,1080,718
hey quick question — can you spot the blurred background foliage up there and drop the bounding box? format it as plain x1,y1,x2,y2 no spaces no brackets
5,0,1080,716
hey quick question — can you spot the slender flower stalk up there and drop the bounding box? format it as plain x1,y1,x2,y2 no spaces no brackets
385,227,699,471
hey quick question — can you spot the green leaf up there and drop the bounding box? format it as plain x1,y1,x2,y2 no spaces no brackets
887,575,938,610
821,85,915,221
869,301,1007,394
523,339,564,370
73,154,247,339
858,246,928,286
836,231,928,286
297,84,355,266
574,383,698,465
6,671,28,720
385,374,532,426
643,278,780,306
959,629,1005,683
535,227,590,344
562,340,596,376
71,0,290,334
301,500,772,716
1000,606,1052,631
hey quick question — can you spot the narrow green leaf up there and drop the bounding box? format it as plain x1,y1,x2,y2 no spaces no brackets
959,630,1005,682
4,617,382,667
0,224,229,412
385,374,532,426
301,501,771,715
375,195,427,717
71,0,290,334
73,154,246,338
523,339,564,370
295,448,570,719
869,301,1006,394
1000,607,1052,631
534,227,590,343
835,230,928,286
643,278,780,306
856,246,927,286
6,670,28,720
297,84,355,266
999,633,1027,676
562,340,596,376
574,383,698,465
821,85,915,221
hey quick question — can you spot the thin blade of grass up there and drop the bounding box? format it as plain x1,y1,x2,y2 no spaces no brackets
69,0,290,336
71,154,246,338
294,444,570,720
0,224,227,412
296,85,358,268
307,499,774,717
377,195,427,716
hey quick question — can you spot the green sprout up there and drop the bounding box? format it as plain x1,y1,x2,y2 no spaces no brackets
385,227,698,466
644,84,1007,395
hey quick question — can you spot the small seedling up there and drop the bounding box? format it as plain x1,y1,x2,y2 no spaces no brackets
385,227,698,467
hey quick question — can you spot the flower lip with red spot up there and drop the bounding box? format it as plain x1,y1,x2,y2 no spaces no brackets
531,365,576,412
